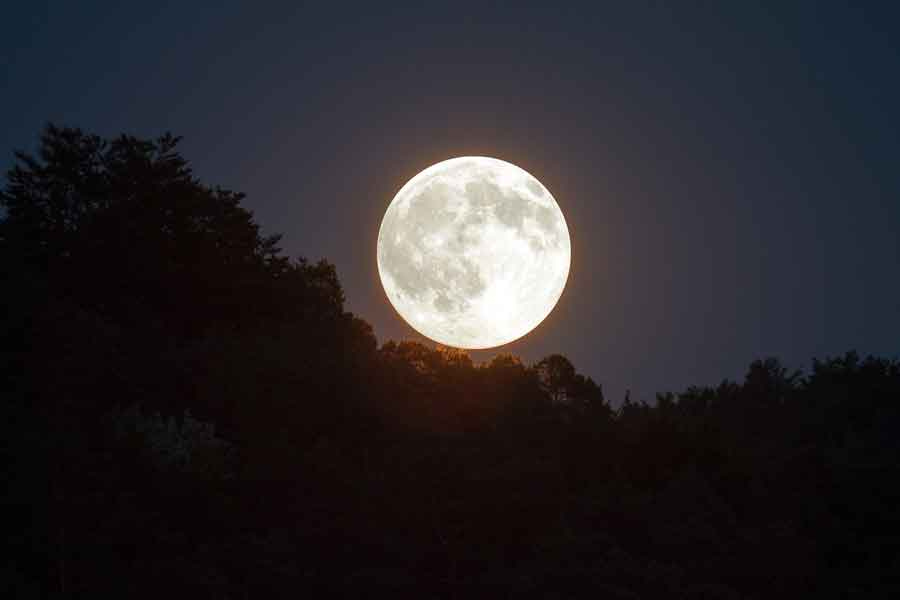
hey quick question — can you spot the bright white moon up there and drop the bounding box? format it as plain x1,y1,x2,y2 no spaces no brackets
377,156,571,349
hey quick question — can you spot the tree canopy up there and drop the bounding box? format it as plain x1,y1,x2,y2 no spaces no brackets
3,125,899,597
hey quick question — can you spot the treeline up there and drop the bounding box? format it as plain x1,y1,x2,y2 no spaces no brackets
3,126,898,597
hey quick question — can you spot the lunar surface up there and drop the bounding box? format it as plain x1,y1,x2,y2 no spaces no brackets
377,156,571,349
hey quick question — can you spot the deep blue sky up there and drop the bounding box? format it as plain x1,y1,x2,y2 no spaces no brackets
3,2,898,403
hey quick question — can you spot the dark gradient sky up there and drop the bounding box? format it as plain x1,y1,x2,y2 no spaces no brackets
3,2,898,403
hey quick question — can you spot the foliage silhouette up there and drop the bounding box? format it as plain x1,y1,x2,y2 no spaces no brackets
3,126,899,597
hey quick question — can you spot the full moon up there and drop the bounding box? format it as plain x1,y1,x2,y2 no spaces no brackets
377,157,571,349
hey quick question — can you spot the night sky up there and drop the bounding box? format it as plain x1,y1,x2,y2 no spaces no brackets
3,2,898,403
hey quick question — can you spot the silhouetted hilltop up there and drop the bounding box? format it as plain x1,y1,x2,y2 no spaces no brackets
3,126,899,597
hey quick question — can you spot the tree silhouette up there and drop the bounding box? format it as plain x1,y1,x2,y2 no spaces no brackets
3,125,899,597
536,353,577,404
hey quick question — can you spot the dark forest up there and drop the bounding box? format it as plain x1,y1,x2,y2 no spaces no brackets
3,126,899,597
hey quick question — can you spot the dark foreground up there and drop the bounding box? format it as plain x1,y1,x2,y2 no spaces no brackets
4,127,899,597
